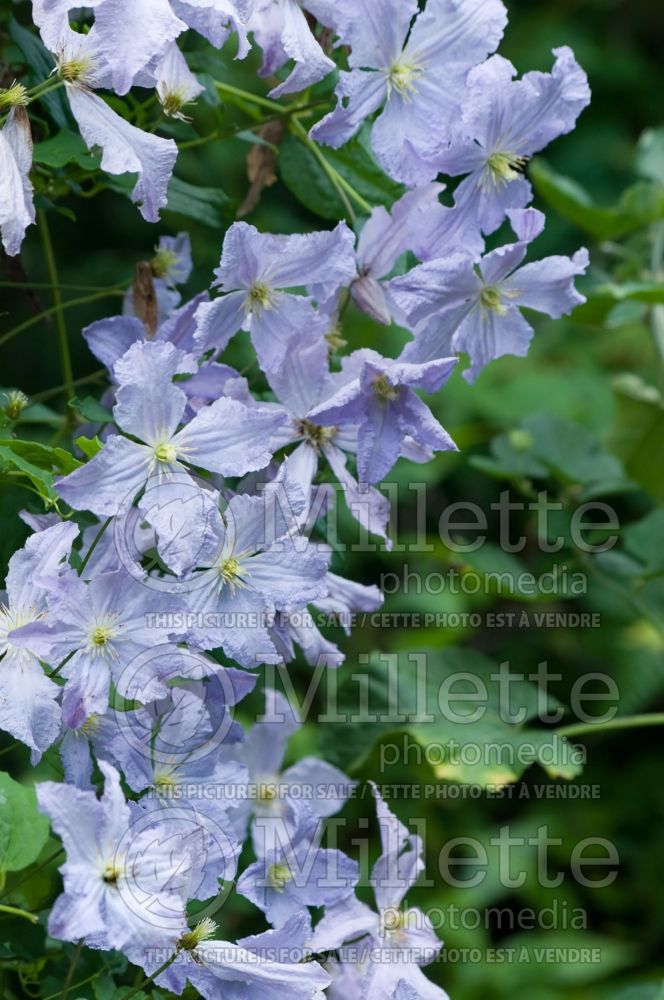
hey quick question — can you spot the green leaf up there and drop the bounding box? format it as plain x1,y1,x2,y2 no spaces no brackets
33,129,102,171
575,281,664,326
69,395,114,423
0,773,50,875
530,157,664,239
75,435,104,459
280,129,404,220
608,374,664,502
318,648,579,786
636,126,664,185
0,440,81,505
164,176,234,228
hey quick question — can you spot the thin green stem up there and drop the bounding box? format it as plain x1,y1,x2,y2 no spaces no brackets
42,971,102,1000
0,741,20,758
0,903,37,924
558,713,664,739
290,117,372,218
48,650,75,680
0,281,121,293
121,953,179,1000
0,848,64,902
61,940,83,1000
38,209,74,403
78,517,112,577
0,288,125,349
214,79,282,114
29,368,106,404
650,221,664,392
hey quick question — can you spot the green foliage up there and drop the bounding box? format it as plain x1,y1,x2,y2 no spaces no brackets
0,773,50,876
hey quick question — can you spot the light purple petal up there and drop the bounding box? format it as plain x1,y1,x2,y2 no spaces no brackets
0,108,35,256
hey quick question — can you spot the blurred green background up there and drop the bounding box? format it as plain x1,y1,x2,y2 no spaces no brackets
1,0,664,998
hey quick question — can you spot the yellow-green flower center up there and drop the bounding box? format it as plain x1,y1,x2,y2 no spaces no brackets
0,83,28,111
479,285,508,316
373,373,400,403
102,862,120,885
268,862,293,892
155,442,178,464
247,282,274,312
58,55,95,84
178,918,218,951
154,773,177,796
296,419,337,449
151,247,179,278
91,625,113,647
257,781,279,802
487,152,529,185
387,61,422,100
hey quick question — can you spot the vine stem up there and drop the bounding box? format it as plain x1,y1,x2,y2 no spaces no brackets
557,713,664,739
0,903,38,924
0,847,64,901
77,517,113,577
61,940,83,1000
214,79,282,114
0,288,126,349
121,953,179,999
289,117,372,218
38,209,74,404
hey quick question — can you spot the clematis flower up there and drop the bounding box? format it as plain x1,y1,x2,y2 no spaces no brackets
237,797,359,926
0,521,77,757
311,0,508,185
389,210,589,382
36,761,198,951
427,47,590,234
230,688,355,850
311,785,446,999
8,568,186,724
249,0,335,97
171,0,252,54
151,911,331,998
309,349,458,483
194,221,356,371
0,107,35,256
56,340,285,516
161,466,328,667
155,43,205,120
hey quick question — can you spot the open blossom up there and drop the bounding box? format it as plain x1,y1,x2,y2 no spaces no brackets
0,108,35,256
309,349,458,484
194,221,356,370
311,786,446,999
427,47,590,235
0,521,77,757
56,340,285,516
36,761,200,951
155,42,205,119
390,210,589,382
311,0,508,184
237,798,359,926
153,911,331,998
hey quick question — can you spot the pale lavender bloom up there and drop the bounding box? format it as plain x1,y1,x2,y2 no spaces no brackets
153,911,331,998
237,798,359,927
36,761,197,951
249,0,335,97
155,43,205,119
0,521,77,757
311,0,508,185
56,341,284,516
9,569,183,724
164,466,328,667
309,349,457,483
194,221,356,371
271,569,383,668
232,689,356,851
253,331,393,544
154,231,194,286
428,48,590,234
0,108,35,256
311,786,445,999
390,210,589,382
350,185,450,324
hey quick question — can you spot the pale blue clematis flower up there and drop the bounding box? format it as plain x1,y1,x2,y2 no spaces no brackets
389,209,589,382
249,0,335,97
194,220,356,371
36,761,200,952
427,47,591,235
309,349,458,484
237,797,359,927
311,785,447,999
0,520,78,758
311,0,508,185
55,340,285,516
